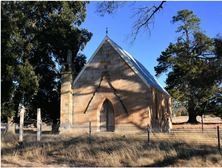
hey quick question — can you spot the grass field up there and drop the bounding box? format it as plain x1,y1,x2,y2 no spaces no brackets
1,130,222,167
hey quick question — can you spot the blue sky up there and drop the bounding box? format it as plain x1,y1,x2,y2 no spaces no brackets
79,1,222,88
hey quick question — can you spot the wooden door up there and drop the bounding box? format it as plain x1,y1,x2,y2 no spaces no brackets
100,101,107,131
100,99,115,132
106,100,114,132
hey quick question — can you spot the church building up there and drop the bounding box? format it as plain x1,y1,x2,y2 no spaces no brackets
60,36,172,133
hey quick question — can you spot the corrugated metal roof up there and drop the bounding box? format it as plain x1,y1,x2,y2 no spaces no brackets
108,37,171,97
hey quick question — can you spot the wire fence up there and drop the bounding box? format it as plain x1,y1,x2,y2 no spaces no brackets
1,122,221,154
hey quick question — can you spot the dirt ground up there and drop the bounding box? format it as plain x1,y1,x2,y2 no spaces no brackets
172,115,222,129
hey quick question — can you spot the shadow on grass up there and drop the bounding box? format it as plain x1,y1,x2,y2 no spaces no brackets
22,130,54,134
141,137,220,167
142,146,218,167
1,132,220,167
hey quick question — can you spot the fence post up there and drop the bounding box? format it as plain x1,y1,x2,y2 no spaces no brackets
37,108,41,142
19,108,25,142
217,126,220,153
202,115,203,134
148,124,150,146
40,119,42,140
89,122,91,144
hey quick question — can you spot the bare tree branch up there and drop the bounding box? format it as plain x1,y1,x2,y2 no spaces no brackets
95,1,130,17
127,1,166,46
95,1,166,46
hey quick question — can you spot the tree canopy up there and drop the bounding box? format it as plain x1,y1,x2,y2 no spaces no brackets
1,1,92,124
155,9,222,123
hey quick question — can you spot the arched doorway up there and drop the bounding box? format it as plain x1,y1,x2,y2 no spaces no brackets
100,99,115,132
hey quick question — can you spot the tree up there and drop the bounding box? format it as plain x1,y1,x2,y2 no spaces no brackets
1,2,40,133
1,1,92,131
96,1,166,45
172,100,187,117
205,35,222,119
154,10,222,123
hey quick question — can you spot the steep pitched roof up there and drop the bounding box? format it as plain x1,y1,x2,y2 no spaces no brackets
73,36,171,97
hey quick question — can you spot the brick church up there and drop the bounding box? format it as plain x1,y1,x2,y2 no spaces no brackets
60,36,172,133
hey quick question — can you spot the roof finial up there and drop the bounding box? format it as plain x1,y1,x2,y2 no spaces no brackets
106,27,108,36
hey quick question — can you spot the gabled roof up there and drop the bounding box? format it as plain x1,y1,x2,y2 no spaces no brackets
73,36,171,97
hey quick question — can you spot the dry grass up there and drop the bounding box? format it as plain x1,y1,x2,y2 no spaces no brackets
1,131,222,167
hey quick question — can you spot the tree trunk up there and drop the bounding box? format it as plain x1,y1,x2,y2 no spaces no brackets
6,116,15,134
187,111,198,123
51,118,60,133
51,123,60,133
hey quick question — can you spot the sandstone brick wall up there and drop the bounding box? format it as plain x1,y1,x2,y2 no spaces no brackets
150,88,172,132
60,72,73,129
60,39,172,133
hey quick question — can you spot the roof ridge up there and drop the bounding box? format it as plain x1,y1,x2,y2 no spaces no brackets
73,36,171,97
106,37,171,97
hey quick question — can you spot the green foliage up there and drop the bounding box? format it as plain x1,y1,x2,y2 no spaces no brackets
172,9,201,34
155,10,222,123
181,110,188,116
1,1,92,122
210,113,216,118
209,35,222,119
172,100,187,117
